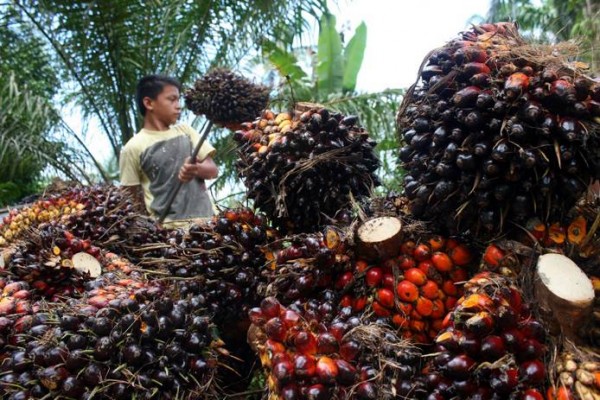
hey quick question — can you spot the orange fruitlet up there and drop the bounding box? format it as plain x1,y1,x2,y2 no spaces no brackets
413,243,432,261
396,280,419,303
354,259,369,273
428,235,446,251
400,240,416,255
415,297,434,317
442,280,458,296
404,268,428,286
483,244,504,267
548,223,566,245
567,216,586,245
431,299,446,319
353,296,367,312
376,288,395,309
372,301,392,317
398,255,416,270
392,314,408,327
461,293,494,310
449,244,472,266
431,252,454,272
421,280,440,300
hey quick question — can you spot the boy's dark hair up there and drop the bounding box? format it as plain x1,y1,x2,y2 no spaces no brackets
136,75,182,116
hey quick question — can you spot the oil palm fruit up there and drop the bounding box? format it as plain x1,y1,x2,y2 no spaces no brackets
249,294,424,399
0,277,224,399
350,234,474,343
423,272,547,398
234,108,380,233
397,22,600,238
184,67,270,124
261,226,351,303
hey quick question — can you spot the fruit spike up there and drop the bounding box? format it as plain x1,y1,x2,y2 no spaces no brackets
250,294,424,399
234,107,381,234
423,272,548,398
184,67,270,125
397,22,600,238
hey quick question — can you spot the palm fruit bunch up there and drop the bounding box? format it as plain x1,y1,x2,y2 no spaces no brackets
234,107,380,233
397,22,600,237
184,67,270,124
0,274,226,400
349,235,474,343
548,346,600,400
0,194,85,246
1,226,104,300
248,294,424,400
140,208,278,328
423,272,547,399
261,226,352,303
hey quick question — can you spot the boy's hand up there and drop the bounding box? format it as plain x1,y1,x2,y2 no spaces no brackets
178,156,219,182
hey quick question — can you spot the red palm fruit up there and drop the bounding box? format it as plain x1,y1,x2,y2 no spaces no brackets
354,259,369,273
405,268,428,286
305,383,328,400
382,273,394,289
421,280,440,299
14,300,31,314
410,308,424,321
461,293,494,311
353,296,367,312
490,368,519,394
401,240,416,255
449,244,472,266
0,297,16,315
335,359,357,385
449,267,468,283
430,299,446,319
418,259,437,277
372,301,392,317
340,295,353,308
294,330,317,355
441,311,454,329
458,335,481,358
260,297,281,319
520,320,545,342
445,354,476,380
480,335,506,360
416,297,434,317
520,338,544,360
376,288,395,308
328,322,347,342
365,267,383,287
399,255,417,270
272,352,292,365
483,244,505,268
3,281,26,295
280,384,300,400
504,72,530,99
453,86,482,107
335,271,354,290
87,295,109,309
436,331,460,352
339,340,360,361
522,389,544,400
273,360,294,386
431,318,445,332
414,243,432,261
265,318,288,342
502,327,526,352
316,333,338,354
410,319,427,333
293,354,316,378
356,381,377,399
397,301,413,316
431,252,453,272
396,280,419,302
465,311,494,336
12,289,30,300
382,257,399,272
508,287,523,314
392,314,408,328
521,359,545,384
316,356,338,384
441,280,458,296
249,307,265,325
429,235,446,251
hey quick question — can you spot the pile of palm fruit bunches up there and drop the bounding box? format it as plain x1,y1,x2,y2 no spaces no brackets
2,22,600,400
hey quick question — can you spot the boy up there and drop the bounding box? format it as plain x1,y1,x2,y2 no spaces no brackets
119,75,218,226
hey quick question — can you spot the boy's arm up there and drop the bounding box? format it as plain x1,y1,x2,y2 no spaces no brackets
119,144,147,214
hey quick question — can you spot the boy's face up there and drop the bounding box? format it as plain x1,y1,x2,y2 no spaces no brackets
145,84,181,125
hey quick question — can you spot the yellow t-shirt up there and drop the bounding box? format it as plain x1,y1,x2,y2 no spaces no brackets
119,124,216,226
